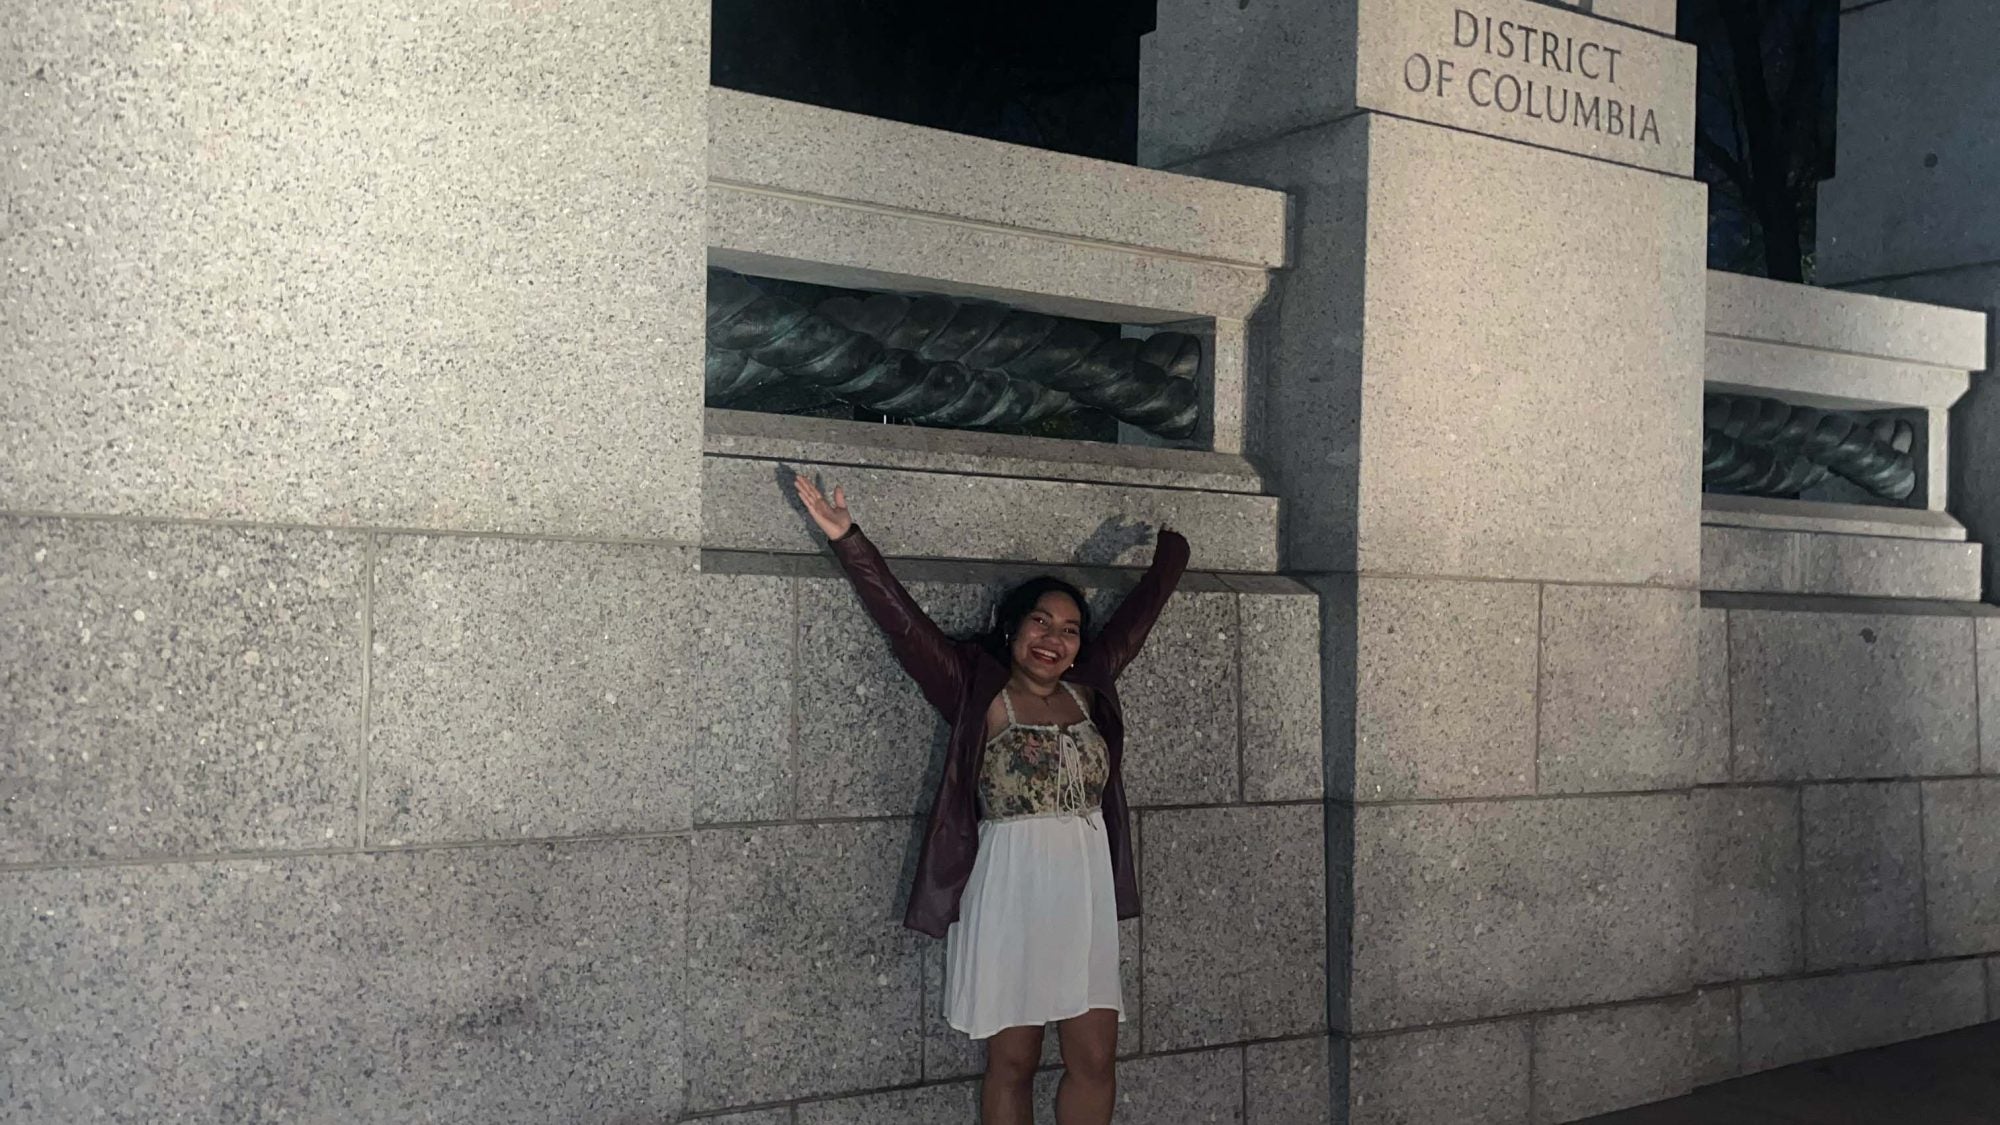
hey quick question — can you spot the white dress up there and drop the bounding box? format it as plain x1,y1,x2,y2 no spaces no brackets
944,683,1124,1040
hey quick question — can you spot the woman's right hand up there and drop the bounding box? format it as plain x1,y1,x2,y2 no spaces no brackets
792,472,854,540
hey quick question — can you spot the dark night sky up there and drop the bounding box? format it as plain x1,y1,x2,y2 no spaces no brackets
711,0,1158,164
714,0,1837,276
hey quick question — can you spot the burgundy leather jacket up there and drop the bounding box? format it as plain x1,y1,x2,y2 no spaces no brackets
828,525,1191,938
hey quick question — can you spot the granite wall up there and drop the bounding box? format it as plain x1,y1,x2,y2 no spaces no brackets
1685,278,1999,1083
1687,593,2000,1085
1145,1,1715,1120
1,523,1327,1123
4,2,715,1119
1815,0,2000,610
681,553,1329,1122
1679,0,2000,1092
2,7,1324,1120
10,4,1996,1123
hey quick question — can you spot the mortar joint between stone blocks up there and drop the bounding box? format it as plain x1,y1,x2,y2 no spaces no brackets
1526,1014,1541,1125
0,829,704,875
788,574,802,821
1732,982,1745,1080
1715,952,1986,994
356,532,377,850
1973,622,1987,774
1345,986,1700,1043
1916,783,1933,957
1234,593,1247,803
1794,784,1811,973
1239,1042,1249,1120
0,504,707,551
1532,583,1545,795
1723,607,1739,783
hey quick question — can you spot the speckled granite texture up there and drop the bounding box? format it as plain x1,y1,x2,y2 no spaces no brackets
1532,999,1695,1122
1348,1022,1530,1125
1143,805,1328,1051
1142,0,1694,173
366,535,701,844
1680,597,1997,1104
1728,607,1977,781
0,0,711,542
1,517,365,863
703,455,1282,572
684,820,927,1110
12,0,1996,1117
1178,115,1706,584
1348,794,1695,1031
3,840,689,1122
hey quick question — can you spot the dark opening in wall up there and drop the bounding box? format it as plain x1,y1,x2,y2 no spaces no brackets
705,269,1204,447
1702,392,1923,508
710,0,1157,165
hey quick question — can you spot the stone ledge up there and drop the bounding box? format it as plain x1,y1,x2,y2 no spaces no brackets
1706,271,1987,371
705,409,1266,495
1702,494,1966,542
710,88,1288,269
697,549,1242,593
1705,336,1971,415
1738,959,1987,1074
1702,524,1984,601
703,454,1281,571
708,188,1275,326
1700,590,2000,618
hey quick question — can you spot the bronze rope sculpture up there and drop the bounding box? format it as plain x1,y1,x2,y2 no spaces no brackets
704,270,1202,439
1701,393,1917,501
706,270,1068,429
819,292,1201,439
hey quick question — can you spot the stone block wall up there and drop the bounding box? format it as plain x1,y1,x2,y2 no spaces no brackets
1324,574,1706,1125
1687,592,2000,1086
676,552,1330,1122
4,2,716,1119
2,519,705,1120
4,521,1327,1122
1324,583,2000,1125
1161,19,1713,1117
4,11,1306,1118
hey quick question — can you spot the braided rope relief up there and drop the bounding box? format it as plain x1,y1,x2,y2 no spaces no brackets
1702,393,1919,503
704,269,1202,440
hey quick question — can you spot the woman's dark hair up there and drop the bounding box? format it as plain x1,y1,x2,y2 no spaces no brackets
973,576,1092,664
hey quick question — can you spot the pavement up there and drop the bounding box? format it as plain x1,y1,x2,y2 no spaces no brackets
1578,1021,2000,1124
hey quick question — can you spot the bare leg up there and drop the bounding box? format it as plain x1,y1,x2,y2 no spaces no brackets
1055,1008,1119,1124
983,1025,1045,1125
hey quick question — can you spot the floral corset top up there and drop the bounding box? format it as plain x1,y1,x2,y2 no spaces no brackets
977,682,1110,822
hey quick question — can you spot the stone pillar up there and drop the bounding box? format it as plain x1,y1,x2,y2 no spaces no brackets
1817,0,2000,602
1,3,712,1118
1142,1,1707,1120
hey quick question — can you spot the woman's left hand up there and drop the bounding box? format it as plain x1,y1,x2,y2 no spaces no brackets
792,472,854,540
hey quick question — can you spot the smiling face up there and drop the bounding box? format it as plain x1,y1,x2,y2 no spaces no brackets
1009,590,1084,685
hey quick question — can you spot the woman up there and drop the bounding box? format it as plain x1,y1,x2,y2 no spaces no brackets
792,473,1189,1125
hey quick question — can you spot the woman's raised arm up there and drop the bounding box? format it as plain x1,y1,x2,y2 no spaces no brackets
794,472,969,714
1080,526,1190,681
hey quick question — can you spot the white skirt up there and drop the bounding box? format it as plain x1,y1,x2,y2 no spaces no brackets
943,808,1124,1040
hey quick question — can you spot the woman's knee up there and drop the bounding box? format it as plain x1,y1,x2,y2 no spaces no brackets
1060,1038,1115,1084
1065,1051,1114,1085
985,1028,1043,1084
